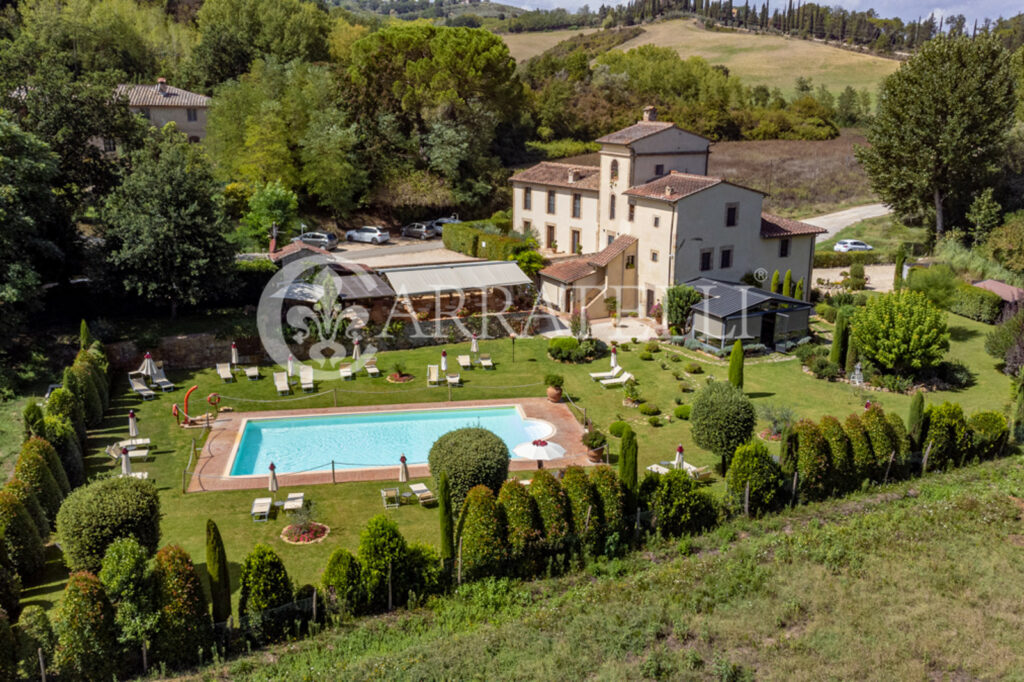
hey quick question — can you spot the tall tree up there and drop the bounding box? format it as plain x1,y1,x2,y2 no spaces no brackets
205,520,231,625
438,471,454,581
102,125,233,317
618,426,638,516
855,36,1015,237
728,339,744,389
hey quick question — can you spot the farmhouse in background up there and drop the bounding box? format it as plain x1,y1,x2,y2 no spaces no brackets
99,78,210,151
511,106,825,341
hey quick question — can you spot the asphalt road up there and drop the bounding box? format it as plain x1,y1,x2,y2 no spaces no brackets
806,203,891,240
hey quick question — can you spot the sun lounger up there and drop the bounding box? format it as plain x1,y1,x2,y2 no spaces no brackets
300,365,314,392
380,487,400,510
408,483,437,505
646,464,670,475
339,364,353,380
283,492,305,512
365,359,381,378
151,366,176,391
590,365,623,381
107,445,149,460
682,461,713,480
216,363,233,382
446,372,461,386
427,364,440,386
129,377,156,400
245,366,260,381
119,471,149,480
479,354,494,369
251,497,272,521
273,372,290,395
601,372,634,388
114,438,150,451
457,355,472,370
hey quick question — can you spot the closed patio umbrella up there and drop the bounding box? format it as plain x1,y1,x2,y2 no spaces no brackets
128,409,139,438
399,454,408,483
513,439,566,461
268,462,279,501
673,444,684,470
470,333,479,355
231,342,239,366
121,447,131,476
353,338,361,361
287,354,294,378
440,350,447,373
610,346,618,368
138,352,158,379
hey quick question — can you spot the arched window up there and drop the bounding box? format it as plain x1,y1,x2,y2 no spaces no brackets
610,159,619,181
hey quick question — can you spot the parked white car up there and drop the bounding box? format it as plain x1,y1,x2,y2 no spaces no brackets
345,226,391,244
833,239,874,252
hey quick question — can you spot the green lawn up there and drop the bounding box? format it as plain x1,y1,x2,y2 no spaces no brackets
21,312,1012,616
816,214,929,255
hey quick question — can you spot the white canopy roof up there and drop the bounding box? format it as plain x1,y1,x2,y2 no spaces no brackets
380,261,532,296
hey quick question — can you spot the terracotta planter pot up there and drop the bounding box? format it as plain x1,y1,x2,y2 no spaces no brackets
587,447,604,463
547,386,563,402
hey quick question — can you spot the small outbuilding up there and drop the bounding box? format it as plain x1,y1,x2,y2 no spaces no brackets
686,277,813,349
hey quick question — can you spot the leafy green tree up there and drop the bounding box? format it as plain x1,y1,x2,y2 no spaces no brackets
99,537,158,660
513,250,546,278
618,426,638,515
152,545,211,666
438,472,454,581
240,180,299,248
850,291,950,376
966,188,1002,241
728,340,744,389
893,244,907,290
855,36,1015,237
299,110,368,217
205,520,231,624
358,515,409,612
691,381,756,474
664,284,703,330
53,572,120,680
455,485,506,581
238,544,291,642
982,212,1024,275
724,440,784,515
103,126,234,318
322,548,363,615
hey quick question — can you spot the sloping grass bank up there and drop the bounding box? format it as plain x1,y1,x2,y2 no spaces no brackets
181,455,1024,680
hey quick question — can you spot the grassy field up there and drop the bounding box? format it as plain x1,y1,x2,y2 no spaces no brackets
182,453,1024,680
20,311,1012,618
502,27,599,61
816,214,929,253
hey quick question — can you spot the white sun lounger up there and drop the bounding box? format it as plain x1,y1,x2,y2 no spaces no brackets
114,438,150,451
216,363,233,382
251,497,272,521
300,365,314,392
151,366,176,391
457,355,472,370
129,377,156,400
408,483,436,505
590,365,623,381
479,354,494,369
427,365,440,386
381,488,400,510
446,372,461,386
108,445,149,460
245,366,260,381
601,372,634,388
365,359,381,378
274,372,290,395
339,364,353,381
282,492,305,511
646,464,670,475
119,471,149,480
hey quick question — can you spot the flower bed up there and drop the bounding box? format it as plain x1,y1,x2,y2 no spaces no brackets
280,522,330,545
386,373,414,384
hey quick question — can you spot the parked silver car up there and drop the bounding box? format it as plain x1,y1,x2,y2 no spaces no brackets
291,231,338,250
833,239,873,253
401,222,438,240
429,215,461,234
345,226,391,244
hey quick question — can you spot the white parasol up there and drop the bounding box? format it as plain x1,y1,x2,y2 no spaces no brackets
399,455,409,483
268,462,279,500
128,410,139,438
471,334,479,355
440,350,447,373
513,439,566,461
138,352,158,378
673,444,684,470
287,354,294,378
610,346,618,368
121,448,131,476
231,342,239,365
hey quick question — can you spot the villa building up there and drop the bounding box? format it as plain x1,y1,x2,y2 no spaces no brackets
99,78,210,151
511,106,826,331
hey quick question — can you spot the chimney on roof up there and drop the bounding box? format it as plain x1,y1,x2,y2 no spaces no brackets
156,77,168,95
664,185,673,197
642,105,657,122
567,169,576,183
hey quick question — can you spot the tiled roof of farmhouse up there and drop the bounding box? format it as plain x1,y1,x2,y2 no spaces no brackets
539,235,638,283
117,82,210,108
269,241,334,263
588,235,637,267
623,171,723,202
595,120,676,145
759,213,828,239
509,162,600,191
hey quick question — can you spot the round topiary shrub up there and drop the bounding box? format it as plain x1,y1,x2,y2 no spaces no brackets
608,421,628,438
922,402,970,470
22,436,70,497
14,605,54,679
638,403,660,416
428,428,509,511
725,441,784,516
358,515,409,612
322,548,364,615
547,336,580,362
14,444,63,525
674,405,691,420
819,415,855,492
589,466,625,555
42,416,84,488
691,381,756,474
794,420,832,501
651,470,719,537
497,479,543,578
639,351,654,361
57,476,161,573
560,467,601,555
238,544,292,643
5,478,48,538
0,489,45,577
967,410,1008,461
528,470,571,557
45,388,86,446
684,362,703,374
456,485,506,582
53,572,120,681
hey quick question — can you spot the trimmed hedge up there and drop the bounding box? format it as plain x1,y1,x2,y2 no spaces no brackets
5,478,48,539
651,470,719,537
589,466,625,552
53,572,120,680
238,544,292,643
70,364,102,427
814,251,885,268
98,537,156,660
794,420,832,502
45,388,86,447
42,416,84,488
528,470,572,557
14,445,63,526
14,605,53,679
886,412,912,462
819,415,855,492
428,428,509,511
724,440,784,516
22,436,70,497
862,405,899,479
56,477,161,573
457,485,506,581
0,609,15,682
922,402,970,470
497,479,543,578
561,466,601,555
0,489,44,577
967,410,1008,461
548,336,605,363
442,219,528,260
0,555,21,623
844,413,874,485
322,548,364,615
949,282,1002,324
75,348,109,410
358,515,409,612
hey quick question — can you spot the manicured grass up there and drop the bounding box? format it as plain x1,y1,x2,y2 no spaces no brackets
816,214,929,254
23,311,1010,616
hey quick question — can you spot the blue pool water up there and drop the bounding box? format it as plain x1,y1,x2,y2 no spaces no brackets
229,406,552,475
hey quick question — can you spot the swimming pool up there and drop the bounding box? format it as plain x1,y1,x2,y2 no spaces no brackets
228,406,554,476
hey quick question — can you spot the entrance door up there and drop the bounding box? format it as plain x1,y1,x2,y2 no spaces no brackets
646,289,655,317
760,313,776,346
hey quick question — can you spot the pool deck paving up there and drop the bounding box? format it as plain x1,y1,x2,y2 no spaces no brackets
188,397,590,492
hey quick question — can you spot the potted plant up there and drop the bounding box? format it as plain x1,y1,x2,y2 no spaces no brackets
581,429,607,462
545,373,565,402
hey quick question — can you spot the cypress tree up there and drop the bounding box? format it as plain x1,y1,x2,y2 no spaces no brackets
618,427,638,515
908,391,925,451
770,269,780,293
205,520,231,624
829,309,849,367
728,339,744,389
79,320,93,350
844,334,859,375
794,277,804,300
438,471,454,581
782,269,793,297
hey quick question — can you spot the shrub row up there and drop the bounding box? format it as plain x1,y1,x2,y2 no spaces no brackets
813,251,887,268
948,282,1002,324
547,336,606,363
442,219,529,261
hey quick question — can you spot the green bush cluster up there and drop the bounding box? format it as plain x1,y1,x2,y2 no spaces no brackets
45,387,86,446
442,219,528,260
638,403,660,416
16,438,67,523
547,336,606,362
650,471,719,537
41,415,84,488
921,402,970,470
967,411,1009,461
13,605,54,679
428,428,510,511
674,405,691,420
322,548,364,614
724,441,785,516
457,486,506,581
794,420,833,501
53,572,120,680
496,480,544,577
561,467,602,555
814,251,885,268
5,478,48,539
529,470,572,558
152,544,211,665
238,544,292,643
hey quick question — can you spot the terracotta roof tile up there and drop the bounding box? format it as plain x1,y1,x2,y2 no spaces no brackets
623,171,722,202
588,235,637,267
595,121,676,145
118,83,210,108
539,258,597,283
973,279,1024,303
269,241,333,263
509,162,600,191
759,213,828,239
